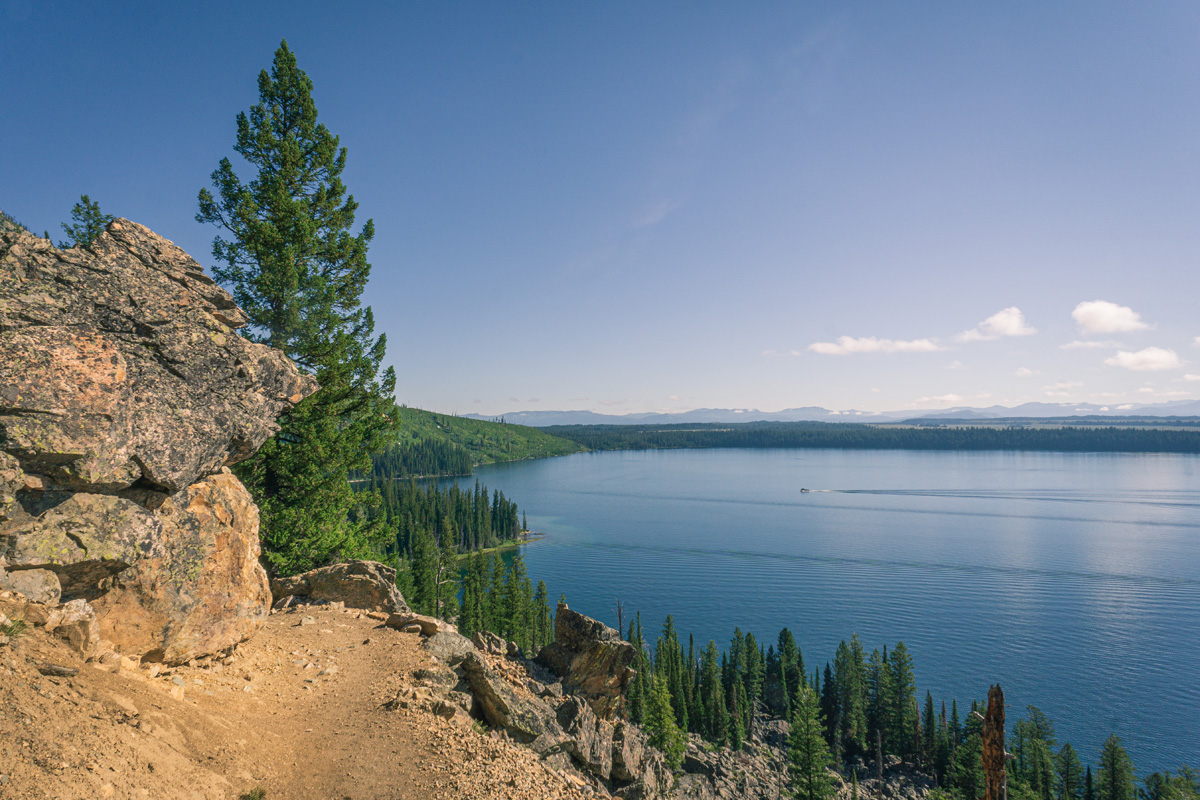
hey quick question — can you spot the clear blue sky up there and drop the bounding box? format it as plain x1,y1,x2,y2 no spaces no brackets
5,1,1200,415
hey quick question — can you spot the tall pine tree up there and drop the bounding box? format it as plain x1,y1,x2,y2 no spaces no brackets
197,40,397,574
790,683,835,800
1097,734,1135,800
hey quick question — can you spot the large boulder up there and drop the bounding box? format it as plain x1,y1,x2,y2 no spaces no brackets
0,219,315,493
557,695,615,780
0,218,314,664
422,630,477,665
612,721,647,782
459,650,562,744
86,471,270,664
536,602,636,719
271,560,408,613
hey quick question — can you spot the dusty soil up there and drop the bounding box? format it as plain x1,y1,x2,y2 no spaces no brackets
0,600,590,800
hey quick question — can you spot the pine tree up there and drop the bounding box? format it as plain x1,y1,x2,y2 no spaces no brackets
1097,734,1135,800
533,580,551,650
434,517,459,620
835,635,868,757
1084,766,1095,800
1057,743,1084,800
645,673,686,771
922,691,937,764
867,648,892,751
820,663,839,748
408,526,437,614
197,40,397,574
887,642,918,759
743,631,764,708
952,705,985,800
789,683,835,800
701,640,728,743
627,616,647,723
59,195,114,248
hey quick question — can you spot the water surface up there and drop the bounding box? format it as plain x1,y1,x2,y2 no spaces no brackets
459,448,1199,773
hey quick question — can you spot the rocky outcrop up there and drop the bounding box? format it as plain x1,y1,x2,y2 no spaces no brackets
271,560,408,613
87,471,271,663
0,217,315,664
460,650,561,744
0,219,313,493
537,602,636,719
557,696,615,780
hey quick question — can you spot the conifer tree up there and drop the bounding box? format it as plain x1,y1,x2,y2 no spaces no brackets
1097,734,1135,800
197,40,397,574
408,526,437,614
701,641,728,743
59,194,114,248
533,580,551,650
887,642,918,759
1057,743,1084,800
1084,766,1096,800
790,683,835,800
820,663,839,748
645,673,686,771
488,555,507,632
434,517,459,620
923,691,937,763
627,616,647,723
952,704,985,800
867,648,891,749
835,635,869,757
743,632,764,707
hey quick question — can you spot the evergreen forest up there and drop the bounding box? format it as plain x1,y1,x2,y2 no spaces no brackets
364,406,583,480
543,421,1200,454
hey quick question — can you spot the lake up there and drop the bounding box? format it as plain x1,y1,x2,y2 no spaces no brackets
456,448,1199,774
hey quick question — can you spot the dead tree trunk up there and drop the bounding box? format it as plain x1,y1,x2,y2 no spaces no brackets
982,684,1007,800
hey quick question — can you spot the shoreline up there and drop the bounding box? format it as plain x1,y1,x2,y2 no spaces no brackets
455,530,544,561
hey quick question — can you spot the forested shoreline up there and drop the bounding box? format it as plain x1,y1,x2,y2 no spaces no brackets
543,421,1200,454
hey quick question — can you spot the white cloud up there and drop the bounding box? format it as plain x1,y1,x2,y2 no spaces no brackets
1104,347,1181,371
668,394,681,401
1137,387,1157,394
1117,404,1134,410
1072,300,1149,334
1014,367,1037,377
1183,375,1200,382
1195,337,1200,347
808,336,942,355
1061,339,1120,350
946,360,965,370
956,307,1036,342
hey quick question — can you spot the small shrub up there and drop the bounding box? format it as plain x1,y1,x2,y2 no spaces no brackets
239,789,267,800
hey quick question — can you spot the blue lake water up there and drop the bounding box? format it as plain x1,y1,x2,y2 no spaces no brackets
456,448,1199,774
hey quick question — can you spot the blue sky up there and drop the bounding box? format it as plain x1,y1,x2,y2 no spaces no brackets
4,2,1200,414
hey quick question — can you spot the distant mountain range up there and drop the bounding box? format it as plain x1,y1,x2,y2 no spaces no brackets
464,399,1200,427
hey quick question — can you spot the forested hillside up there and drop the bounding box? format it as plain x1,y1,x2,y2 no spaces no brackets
544,421,1200,454
368,406,584,479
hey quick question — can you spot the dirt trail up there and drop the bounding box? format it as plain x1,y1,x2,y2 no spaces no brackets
0,600,587,800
